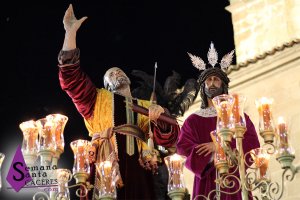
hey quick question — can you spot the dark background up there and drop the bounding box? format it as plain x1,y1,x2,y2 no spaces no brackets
1,1,234,199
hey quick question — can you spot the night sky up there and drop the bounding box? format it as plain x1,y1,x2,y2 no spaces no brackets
1,1,234,199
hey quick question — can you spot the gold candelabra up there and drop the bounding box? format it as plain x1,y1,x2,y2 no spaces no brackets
193,94,300,200
18,112,183,200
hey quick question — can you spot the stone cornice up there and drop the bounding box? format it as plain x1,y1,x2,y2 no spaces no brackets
228,39,300,75
228,40,300,89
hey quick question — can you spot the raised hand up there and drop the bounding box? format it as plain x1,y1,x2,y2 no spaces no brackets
62,4,88,51
63,4,88,34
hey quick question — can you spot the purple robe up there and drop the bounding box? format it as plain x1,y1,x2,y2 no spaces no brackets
177,112,260,200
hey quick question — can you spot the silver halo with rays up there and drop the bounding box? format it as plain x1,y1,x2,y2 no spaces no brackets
187,41,235,71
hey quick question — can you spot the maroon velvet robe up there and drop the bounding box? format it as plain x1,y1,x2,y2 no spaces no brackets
177,113,260,200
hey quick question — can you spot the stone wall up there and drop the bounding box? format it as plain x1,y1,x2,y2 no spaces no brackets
225,0,300,65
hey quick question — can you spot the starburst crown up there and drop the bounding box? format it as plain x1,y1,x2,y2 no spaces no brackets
187,42,235,72
187,42,235,86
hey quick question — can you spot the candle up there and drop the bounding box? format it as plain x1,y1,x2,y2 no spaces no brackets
103,161,112,176
102,161,113,193
71,139,90,174
210,130,226,161
27,128,37,152
0,154,4,166
21,121,37,152
262,104,271,130
57,169,71,183
46,114,68,151
220,101,229,127
55,122,62,148
44,119,54,148
47,115,62,148
255,154,270,180
53,114,66,149
251,148,270,180
216,137,226,161
257,97,272,130
77,141,85,171
170,154,181,186
277,117,289,149
232,94,240,124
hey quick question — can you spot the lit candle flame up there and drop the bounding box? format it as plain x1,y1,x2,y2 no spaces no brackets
278,116,285,124
277,116,289,150
20,120,36,129
170,153,181,162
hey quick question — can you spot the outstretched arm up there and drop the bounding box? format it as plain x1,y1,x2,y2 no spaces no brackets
58,4,96,119
62,4,88,52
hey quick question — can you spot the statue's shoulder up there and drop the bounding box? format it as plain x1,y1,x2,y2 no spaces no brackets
96,88,113,98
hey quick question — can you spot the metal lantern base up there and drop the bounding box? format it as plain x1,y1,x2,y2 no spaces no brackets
259,130,275,144
276,153,295,169
74,172,89,184
218,128,234,143
168,188,186,200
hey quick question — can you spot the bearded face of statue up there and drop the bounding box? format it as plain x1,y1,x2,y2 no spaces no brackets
204,75,224,99
104,67,131,92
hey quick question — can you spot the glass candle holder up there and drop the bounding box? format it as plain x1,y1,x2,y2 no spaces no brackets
36,117,56,151
212,94,235,142
0,153,5,191
211,131,229,175
46,114,68,154
231,93,246,126
95,161,116,199
275,116,295,169
46,114,68,168
255,97,275,143
231,93,247,138
19,120,39,166
56,168,72,200
164,153,187,191
70,139,90,183
36,117,56,166
251,148,270,181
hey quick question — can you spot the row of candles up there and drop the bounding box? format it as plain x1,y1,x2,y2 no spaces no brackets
18,94,293,198
146,93,294,198
13,92,297,200
19,114,118,199
16,93,296,199
212,94,294,182
18,113,187,199
19,114,68,167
